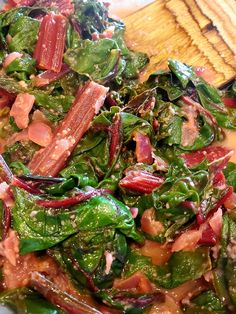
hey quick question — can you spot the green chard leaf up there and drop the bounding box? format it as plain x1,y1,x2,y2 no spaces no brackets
64,39,120,82
33,93,74,122
223,162,236,192
168,59,236,129
183,290,227,314
60,230,127,289
0,288,65,314
5,55,36,76
0,7,32,30
8,16,40,54
156,247,211,288
12,187,143,254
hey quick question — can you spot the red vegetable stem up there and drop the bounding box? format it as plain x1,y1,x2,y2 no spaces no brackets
29,81,108,176
34,13,67,73
36,189,109,208
119,170,164,194
11,176,42,195
109,113,122,167
30,272,102,314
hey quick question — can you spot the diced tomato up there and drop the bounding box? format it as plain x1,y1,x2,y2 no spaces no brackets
6,129,29,148
0,89,15,109
29,81,108,176
119,170,164,194
223,97,236,108
208,208,222,238
33,63,70,87
172,229,202,252
34,13,67,73
28,121,53,147
182,145,233,171
10,93,35,129
141,208,164,236
113,271,154,294
0,230,19,267
3,52,22,69
133,131,153,164
92,26,115,41
104,251,113,275
139,240,171,265
0,182,14,208
224,192,236,211
194,66,215,84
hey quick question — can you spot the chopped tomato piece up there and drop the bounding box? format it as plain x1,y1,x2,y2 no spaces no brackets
119,170,164,194
133,131,153,164
33,64,70,87
28,121,53,147
172,229,202,252
0,182,14,208
3,52,22,69
194,66,215,83
0,89,15,109
0,230,19,267
29,81,108,176
182,145,233,171
139,240,171,265
10,93,35,129
113,271,154,294
224,192,236,211
141,208,164,236
223,97,236,108
34,13,67,73
208,208,222,238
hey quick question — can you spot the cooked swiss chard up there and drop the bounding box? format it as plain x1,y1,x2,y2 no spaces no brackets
0,1,235,314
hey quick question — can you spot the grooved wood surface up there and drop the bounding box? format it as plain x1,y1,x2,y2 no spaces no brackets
124,0,236,87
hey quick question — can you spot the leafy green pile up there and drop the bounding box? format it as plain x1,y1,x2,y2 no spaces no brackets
0,0,236,314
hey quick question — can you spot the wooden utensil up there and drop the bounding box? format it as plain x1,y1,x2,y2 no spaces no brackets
124,0,236,87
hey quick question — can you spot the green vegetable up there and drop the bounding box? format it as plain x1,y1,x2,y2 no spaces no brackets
6,55,36,81
61,230,127,288
156,247,211,288
183,290,227,314
223,162,236,192
64,39,120,82
33,93,74,122
8,16,40,54
0,7,31,30
12,187,143,254
0,288,65,314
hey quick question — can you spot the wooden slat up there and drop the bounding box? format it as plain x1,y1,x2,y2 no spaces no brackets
124,0,236,86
